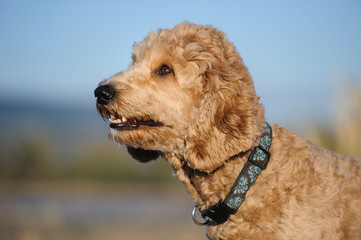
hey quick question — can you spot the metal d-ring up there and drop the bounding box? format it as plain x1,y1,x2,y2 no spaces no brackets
191,206,208,226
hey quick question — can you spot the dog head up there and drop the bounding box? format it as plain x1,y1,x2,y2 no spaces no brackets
95,22,265,173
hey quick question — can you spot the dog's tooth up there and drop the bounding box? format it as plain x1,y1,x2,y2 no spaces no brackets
122,116,127,123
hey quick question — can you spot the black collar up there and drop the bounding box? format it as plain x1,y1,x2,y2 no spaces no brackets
192,122,272,226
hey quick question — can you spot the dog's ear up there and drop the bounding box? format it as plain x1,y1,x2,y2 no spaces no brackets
184,73,263,173
126,146,162,163
183,25,265,173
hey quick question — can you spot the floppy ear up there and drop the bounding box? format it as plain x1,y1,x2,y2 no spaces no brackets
126,146,162,163
183,28,265,173
184,73,263,173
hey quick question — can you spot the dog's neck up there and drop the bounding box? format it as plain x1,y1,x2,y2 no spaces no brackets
162,108,267,215
165,127,266,211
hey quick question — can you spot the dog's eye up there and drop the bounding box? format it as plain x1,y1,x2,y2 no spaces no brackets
157,65,173,76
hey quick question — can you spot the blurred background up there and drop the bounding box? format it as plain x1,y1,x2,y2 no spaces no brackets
0,1,360,239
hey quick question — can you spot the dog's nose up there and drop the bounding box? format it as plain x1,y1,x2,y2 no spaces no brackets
94,85,116,105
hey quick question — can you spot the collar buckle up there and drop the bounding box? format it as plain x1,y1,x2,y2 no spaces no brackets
200,201,236,225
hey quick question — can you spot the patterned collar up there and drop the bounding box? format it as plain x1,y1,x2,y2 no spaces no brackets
192,122,272,226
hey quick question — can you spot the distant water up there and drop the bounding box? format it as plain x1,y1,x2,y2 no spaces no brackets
0,99,106,137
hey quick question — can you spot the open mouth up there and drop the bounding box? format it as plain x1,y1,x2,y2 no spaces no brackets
108,114,163,130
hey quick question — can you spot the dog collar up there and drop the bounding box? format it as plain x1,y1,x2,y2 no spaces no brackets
192,122,272,226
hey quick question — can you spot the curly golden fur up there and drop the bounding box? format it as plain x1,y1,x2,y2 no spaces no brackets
95,22,361,239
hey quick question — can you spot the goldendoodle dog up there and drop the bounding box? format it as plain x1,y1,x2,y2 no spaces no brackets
94,22,361,239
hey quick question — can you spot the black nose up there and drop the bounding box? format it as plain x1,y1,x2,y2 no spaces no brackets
94,85,116,105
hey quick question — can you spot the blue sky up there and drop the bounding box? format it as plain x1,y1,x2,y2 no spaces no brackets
0,0,360,126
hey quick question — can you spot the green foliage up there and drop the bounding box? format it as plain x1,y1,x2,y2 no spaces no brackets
0,138,52,180
0,136,174,184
